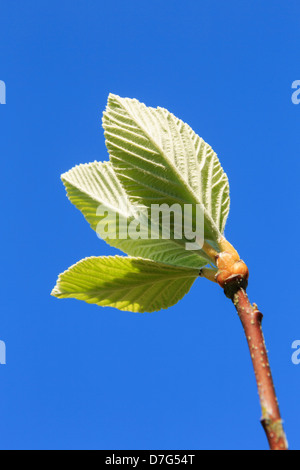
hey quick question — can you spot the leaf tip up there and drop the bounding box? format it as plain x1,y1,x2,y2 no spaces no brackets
106,92,122,108
51,282,61,298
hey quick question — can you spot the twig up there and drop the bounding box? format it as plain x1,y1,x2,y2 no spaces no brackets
223,275,288,450
202,236,289,450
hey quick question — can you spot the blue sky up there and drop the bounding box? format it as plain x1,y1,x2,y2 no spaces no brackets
0,0,299,450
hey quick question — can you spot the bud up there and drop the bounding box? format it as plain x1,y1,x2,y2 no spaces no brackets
216,252,235,271
215,269,231,288
215,252,249,288
231,260,249,280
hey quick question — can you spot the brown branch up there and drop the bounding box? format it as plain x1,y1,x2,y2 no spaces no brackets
202,237,288,449
223,275,288,450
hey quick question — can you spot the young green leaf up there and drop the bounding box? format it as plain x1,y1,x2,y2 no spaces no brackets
62,161,210,269
53,94,231,313
51,256,199,313
103,94,230,245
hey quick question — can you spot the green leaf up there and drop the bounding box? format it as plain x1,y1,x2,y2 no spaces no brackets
103,94,230,245
51,256,199,313
61,161,210,269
